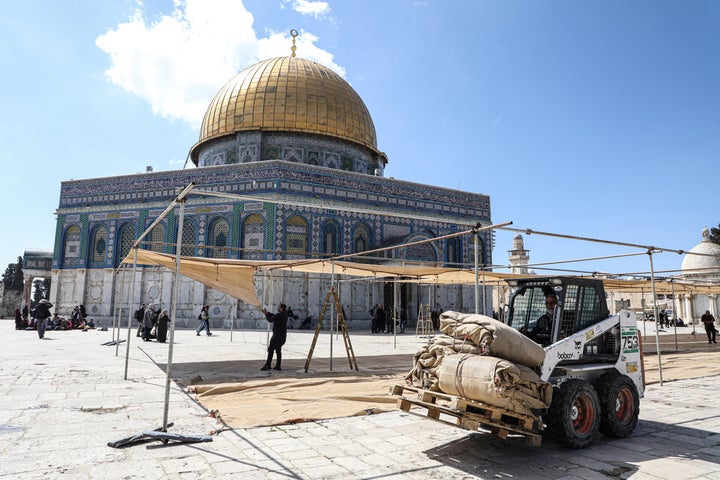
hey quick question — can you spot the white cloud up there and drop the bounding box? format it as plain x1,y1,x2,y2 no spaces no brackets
258,30,345,77
287,0,331,19
96,0,342,127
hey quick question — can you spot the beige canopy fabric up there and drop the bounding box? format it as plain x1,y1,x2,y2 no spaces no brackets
417,270,720,295
121,249,461,308
123,249,263,307
122,249,720,308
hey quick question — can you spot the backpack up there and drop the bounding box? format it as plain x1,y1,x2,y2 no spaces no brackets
134,309,143,322
198,312,203,320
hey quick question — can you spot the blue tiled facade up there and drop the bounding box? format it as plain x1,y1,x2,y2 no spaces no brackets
51,158,492,326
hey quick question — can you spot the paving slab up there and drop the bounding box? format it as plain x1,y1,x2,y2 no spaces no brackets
2,320,720,479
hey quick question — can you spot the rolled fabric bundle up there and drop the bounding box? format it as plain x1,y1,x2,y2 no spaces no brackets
437,353,552,416
406,334,485,390
439,311,545,368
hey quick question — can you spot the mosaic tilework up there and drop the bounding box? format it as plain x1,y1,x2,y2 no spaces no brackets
231,204,242,249
56,160,492,268
59,161,488,222
197,131,379,175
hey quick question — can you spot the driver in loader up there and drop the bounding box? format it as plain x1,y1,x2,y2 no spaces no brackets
525,293,557,345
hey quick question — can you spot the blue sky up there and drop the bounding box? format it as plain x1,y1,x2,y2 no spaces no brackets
1,0,718,278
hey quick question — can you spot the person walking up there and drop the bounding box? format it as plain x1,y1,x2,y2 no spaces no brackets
33,299,53,339
14,308,25,330
701,310,717,344
376,304,386,334
260,303,288,371
142,303,156,341
134,303,146,337
156,309,170,343
196,305,211,336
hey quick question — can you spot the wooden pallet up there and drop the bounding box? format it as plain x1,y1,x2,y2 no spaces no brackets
391,384,543,447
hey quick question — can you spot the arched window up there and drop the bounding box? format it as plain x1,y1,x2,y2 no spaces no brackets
468,235,485,267
241,213,265,260
404,235,436,263
321,221,340,257
208,217,229,259
62,225,81,268
446,237,461,267
286,215,308,258
115,223,136,266
150,224,165,253
353,223,371,259
88,225,107,267
180,221,196,257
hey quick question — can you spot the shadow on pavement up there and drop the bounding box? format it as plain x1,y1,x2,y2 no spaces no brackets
422,417,720,479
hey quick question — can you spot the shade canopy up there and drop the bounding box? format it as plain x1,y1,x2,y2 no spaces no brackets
123,249,720,309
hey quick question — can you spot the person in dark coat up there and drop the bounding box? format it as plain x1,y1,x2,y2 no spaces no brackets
260,303,288,371
375,304,386,334
33,299,53,339
156,309,170,343
14,308,25,330
702,310,717,344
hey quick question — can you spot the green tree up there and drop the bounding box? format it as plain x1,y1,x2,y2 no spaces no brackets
710,224,720,245
1,256,24,293
32,278,51,303
11,256,24,291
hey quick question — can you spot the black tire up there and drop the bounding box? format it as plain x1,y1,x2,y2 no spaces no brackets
547,379,601,448
596,372,640,438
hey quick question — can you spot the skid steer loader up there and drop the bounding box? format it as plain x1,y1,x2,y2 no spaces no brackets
393,276,643,448
504,276,643,447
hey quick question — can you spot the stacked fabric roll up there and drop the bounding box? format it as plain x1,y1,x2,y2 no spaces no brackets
406,311,553,417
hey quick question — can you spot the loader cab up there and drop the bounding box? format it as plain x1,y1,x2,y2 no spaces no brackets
504,277,610,347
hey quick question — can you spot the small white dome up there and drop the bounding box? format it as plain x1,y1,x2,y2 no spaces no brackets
681,227,720,277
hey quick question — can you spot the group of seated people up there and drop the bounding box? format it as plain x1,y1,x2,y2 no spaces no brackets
14,305,96,331
46,312,96,331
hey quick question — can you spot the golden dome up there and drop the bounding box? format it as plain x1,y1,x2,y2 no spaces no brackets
190,56,379,163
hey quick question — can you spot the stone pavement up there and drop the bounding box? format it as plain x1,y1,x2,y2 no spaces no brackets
2,320,720,480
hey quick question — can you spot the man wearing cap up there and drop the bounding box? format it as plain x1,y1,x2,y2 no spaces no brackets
33,299,53,339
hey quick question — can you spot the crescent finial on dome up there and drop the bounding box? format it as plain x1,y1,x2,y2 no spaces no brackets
290,29,298,57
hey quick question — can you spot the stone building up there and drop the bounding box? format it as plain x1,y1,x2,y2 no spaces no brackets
49,54,493,328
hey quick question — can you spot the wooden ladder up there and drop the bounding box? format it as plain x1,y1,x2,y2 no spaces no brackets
416,303,433,337
304,285,359,372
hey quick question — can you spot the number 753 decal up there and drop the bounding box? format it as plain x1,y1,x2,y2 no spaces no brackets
622,334,639,353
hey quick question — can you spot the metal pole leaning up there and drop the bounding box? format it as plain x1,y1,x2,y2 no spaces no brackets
648,250,663,387
162,197,185,432
123,248,139,380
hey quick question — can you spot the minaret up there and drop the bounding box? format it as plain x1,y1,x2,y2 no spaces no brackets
508,233,530,275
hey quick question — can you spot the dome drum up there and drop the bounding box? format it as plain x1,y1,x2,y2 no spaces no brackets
196,131,385,176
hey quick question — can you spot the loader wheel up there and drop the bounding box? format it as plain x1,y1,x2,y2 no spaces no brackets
596,372,640,438
547,379,600,448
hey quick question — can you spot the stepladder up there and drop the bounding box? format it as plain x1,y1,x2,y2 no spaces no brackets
416,303,433,337
304,285,359,372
